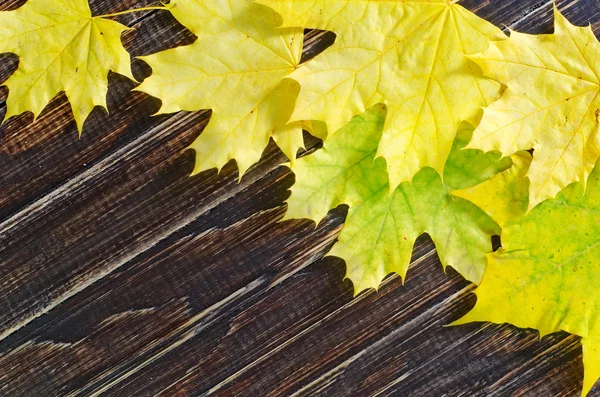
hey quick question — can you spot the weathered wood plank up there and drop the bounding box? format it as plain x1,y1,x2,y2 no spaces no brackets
0,206,347,395
1,1,599,396
0,0,331,338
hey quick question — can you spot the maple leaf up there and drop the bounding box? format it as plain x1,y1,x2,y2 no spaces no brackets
256,0,506,191
286,104,527,294
583,336,600,397
456,160,600,397
0,0,136,131
453,151,531,228
136,0,305,176
468,7,600,209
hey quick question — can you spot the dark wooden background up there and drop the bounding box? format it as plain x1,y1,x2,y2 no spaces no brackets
1,0,599,396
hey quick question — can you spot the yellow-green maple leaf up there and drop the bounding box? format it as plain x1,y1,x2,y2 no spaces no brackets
256,0,505,190
287,105,525,294
456,160,600,397
136,0,305,176
453,151,532,228
469,7,600,209
0,0,135,131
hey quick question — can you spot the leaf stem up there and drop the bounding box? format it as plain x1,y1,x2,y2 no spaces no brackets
98,6,172,19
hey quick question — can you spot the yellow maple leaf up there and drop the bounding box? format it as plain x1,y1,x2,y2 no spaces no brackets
583,336,600,397
136,0,305,176
256,0,505,190
469,7,600,209
0,0,136,131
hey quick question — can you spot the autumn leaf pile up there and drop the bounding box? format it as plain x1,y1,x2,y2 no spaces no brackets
1,0,600,395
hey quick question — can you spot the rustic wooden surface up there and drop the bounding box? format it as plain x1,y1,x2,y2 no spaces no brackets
1,0,599,396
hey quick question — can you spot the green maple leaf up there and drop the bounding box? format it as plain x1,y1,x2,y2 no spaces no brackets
456,161,600,397
0,0,136,131
286,105,525,293
136,0,305,176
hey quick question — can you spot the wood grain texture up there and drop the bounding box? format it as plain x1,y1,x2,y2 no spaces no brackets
1,0,599,396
